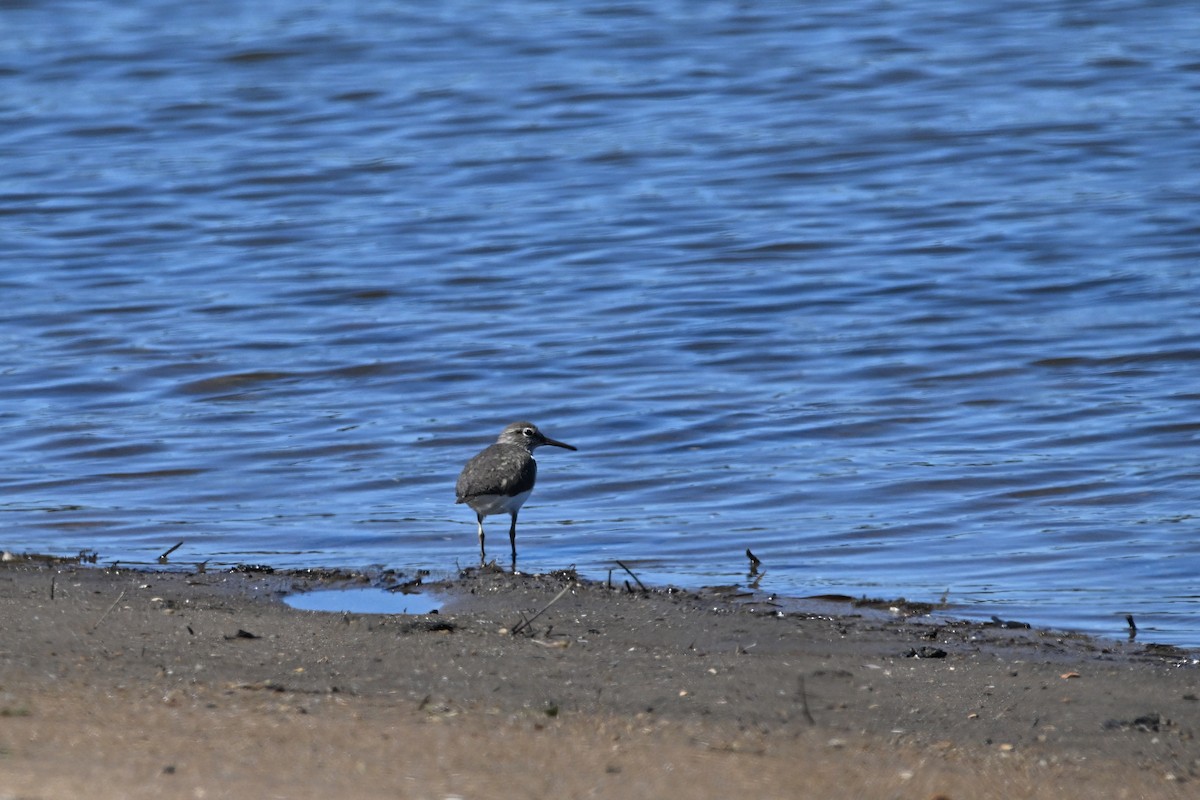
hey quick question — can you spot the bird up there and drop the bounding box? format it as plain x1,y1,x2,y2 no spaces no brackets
455,421,576,564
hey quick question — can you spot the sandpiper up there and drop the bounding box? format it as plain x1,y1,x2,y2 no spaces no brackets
455,421,576,564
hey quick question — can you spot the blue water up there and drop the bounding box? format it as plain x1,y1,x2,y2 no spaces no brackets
285,587,443,616
2,1,1198,645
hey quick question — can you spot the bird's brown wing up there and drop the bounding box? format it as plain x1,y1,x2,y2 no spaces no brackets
455,443,537,501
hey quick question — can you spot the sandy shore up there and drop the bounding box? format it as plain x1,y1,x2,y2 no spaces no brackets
0,555,1196,799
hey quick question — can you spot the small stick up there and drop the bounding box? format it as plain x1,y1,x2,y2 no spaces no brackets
50,575,56,601
614,560,647,593
746,548,761,568
798,674,816,726
158,541,184,563
511,585,571,636
92,589,127,631
1126,614,1137,638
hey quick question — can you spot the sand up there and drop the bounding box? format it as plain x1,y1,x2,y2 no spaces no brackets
0,555,1196,799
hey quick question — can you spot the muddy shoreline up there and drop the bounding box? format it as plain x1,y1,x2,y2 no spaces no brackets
1,554,1197,798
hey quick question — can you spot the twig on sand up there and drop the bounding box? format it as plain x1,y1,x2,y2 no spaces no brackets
511,585,571,636
92,589,127,631
797,674,816,726
614,560,647,593
158,541,184,563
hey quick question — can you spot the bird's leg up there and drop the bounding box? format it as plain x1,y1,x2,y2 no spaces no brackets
476,513,486,563
508,511,519,563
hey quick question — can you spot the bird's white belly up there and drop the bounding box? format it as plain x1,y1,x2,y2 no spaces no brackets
468,490,531,517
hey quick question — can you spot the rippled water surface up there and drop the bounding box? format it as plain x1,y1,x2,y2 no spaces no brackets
3,1,1199,645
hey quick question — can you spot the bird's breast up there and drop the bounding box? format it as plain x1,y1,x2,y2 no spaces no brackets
464,490,532,517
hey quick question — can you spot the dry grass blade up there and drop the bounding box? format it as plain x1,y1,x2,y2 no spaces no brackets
511,585,571,636
91,589,127,631
614,560,647,592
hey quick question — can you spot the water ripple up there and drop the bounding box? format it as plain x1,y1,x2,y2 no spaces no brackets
0,0,1198,645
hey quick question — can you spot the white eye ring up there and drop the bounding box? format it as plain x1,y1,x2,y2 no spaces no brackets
523,428,536,437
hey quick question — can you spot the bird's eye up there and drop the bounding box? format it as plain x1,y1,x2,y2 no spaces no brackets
523,428,535,437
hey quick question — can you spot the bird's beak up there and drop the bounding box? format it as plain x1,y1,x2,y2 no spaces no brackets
541,435,577,451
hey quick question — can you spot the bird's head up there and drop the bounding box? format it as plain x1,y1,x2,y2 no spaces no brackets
498,421,577,452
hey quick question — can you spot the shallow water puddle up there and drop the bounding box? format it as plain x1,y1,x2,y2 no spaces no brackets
284,587,442,615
